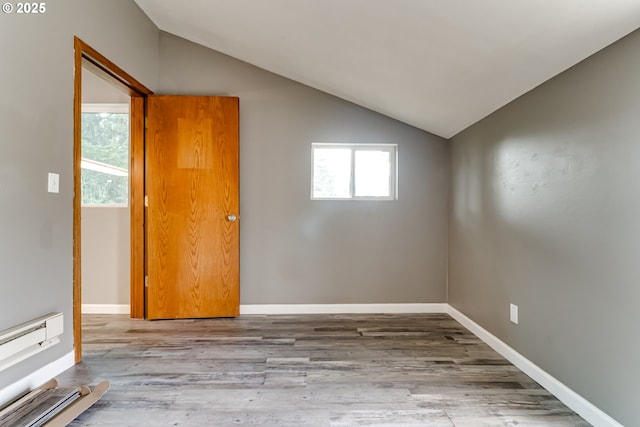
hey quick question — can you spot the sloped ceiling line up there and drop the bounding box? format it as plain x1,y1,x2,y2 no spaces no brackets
135,0,640,138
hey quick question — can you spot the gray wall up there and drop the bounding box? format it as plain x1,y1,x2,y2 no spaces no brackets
82,70,131,104
0,0,158,390
158,32,449,304
449,29,640,426
81,207,130,305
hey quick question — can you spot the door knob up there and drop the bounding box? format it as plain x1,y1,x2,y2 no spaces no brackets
227,214,237,222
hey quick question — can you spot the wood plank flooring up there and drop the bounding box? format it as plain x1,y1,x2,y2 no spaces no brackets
56,314,589,426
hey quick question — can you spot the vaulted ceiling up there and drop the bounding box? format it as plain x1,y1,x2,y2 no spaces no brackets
134,0,640,138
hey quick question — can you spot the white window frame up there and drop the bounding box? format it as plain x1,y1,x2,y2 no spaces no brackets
311,143,398,201
82,103,129,114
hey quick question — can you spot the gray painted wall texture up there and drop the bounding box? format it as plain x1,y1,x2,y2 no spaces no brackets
82,70,131,104
449,29,640,426
158,32,450,305
81,207,130,305
0,0,158,390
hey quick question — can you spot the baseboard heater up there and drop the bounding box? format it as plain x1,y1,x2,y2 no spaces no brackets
0,313,64,372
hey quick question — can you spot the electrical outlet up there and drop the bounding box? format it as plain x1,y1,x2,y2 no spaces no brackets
510,303,519,324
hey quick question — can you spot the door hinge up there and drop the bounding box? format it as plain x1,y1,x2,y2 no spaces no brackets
145,117,148,129
145,275,149,288
144,195,149,207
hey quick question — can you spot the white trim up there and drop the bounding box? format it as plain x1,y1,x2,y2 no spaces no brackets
446,305,622,427
82,103,129,114
81,158,128,177
239,303,448,315
81,204,128,208
0,351,74,407
81,304,130,315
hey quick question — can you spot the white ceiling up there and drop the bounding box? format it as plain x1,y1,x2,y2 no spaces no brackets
134,0,640,138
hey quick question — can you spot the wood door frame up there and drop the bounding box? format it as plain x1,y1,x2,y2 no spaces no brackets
73,37,152,362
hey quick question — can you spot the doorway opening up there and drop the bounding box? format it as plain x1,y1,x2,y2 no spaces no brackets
80,75,131,315
73,37,152,362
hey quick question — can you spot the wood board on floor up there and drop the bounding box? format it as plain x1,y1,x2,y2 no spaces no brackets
46,381,109,426
0,379,109,427
55,314,590,426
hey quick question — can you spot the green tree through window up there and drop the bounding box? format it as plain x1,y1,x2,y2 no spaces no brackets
81,111,129,205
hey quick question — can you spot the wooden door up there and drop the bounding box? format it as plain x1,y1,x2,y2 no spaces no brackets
146,95,239,319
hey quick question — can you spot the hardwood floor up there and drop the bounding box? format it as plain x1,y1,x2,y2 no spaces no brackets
56,314,589,426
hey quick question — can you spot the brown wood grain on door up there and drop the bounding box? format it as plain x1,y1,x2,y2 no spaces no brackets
146,95,239,319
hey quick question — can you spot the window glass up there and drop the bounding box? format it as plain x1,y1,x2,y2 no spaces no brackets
311,143,397,200
312,147,351,198
81,107,129,206
354,150,390,197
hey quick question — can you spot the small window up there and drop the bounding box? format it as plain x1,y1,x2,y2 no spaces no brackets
311,143,397,200
81,104,130,206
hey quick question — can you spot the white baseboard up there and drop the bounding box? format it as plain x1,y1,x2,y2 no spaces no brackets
239,303,448,315
82,303,448,315
446,305,622,427
82,304,130,314
0,351,75,407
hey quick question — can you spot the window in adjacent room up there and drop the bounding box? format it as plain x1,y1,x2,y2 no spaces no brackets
81,103,130,206
311,143,397,200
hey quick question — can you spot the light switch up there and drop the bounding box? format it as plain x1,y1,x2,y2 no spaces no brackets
48,173,60,193
510,303,519,324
